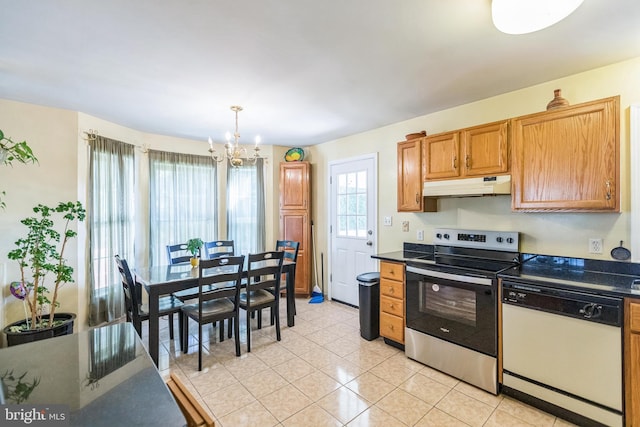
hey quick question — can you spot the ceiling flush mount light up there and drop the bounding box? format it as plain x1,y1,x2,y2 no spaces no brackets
492,0,584,35
208,105,262,167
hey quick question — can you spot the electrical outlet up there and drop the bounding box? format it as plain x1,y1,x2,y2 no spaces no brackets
402,221,409,232
417,230,424,241
383,216,392,226
589,238,603,254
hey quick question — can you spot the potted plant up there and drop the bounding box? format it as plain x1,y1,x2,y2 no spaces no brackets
0,129,38,209
4,201,86,346
186,237,203,268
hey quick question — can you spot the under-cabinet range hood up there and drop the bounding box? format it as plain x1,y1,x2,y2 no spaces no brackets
423,175,511,198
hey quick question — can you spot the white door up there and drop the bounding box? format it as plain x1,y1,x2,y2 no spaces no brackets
329,154,377,306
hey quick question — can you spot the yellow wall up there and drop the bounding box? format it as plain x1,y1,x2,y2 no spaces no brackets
1,56,639,333
311,56,640,282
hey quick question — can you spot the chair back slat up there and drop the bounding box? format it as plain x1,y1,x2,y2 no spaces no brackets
275,240,299,262
166,243,196,265
115,255,142,318
203,240,235,260
246,251,284,293
197,256,244,311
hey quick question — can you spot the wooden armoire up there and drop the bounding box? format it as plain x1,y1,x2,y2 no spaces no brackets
279,161,311,295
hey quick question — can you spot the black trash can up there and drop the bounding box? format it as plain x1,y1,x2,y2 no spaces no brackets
357,272,380,341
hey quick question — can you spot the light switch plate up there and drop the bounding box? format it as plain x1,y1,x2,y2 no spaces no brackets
402,221,409,232
383,216,392,226
417,230,424,241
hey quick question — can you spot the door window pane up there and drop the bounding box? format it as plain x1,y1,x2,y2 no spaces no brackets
336,170,367,237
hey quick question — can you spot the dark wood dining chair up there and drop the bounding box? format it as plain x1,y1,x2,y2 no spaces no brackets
272,240,300,324
115,255,184,349
166,243,196,265
239,251,284,352
203,240,234,260
181,255,244,371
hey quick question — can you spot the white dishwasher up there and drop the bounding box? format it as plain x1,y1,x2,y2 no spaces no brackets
501,280,623,427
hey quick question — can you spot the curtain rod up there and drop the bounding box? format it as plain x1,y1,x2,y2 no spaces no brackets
82,129,148,152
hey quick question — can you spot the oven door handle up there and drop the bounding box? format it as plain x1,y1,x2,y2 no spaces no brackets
407,265,493,287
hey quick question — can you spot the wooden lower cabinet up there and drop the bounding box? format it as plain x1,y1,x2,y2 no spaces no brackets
625,298,640,426
379,261,405,345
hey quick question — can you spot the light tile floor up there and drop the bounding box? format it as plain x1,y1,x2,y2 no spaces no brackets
143,299,576,427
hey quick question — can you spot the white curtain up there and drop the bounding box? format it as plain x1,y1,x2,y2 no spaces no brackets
88,136,135,325
226,158,265,255
149,150,217,266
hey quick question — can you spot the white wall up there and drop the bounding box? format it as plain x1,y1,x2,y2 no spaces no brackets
311,56,640,284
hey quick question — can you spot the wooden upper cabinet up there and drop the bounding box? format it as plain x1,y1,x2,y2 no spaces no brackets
511,96,620,212
397,139,437,212
279,162,309,210
424,121,508,180
423,132,459,179
462,121,509,177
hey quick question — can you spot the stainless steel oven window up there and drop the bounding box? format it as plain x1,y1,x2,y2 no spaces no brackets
419,280,476,327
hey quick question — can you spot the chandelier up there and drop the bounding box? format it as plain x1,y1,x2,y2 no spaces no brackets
208,105,262,167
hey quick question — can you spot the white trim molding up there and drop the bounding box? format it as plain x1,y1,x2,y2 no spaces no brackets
630,104,640,262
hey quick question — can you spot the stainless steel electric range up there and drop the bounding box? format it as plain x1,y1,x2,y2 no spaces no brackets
404,228,520,395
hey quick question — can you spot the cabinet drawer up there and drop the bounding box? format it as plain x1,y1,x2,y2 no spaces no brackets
381,262,404,281
380,312,404,343
380,278,404,299
381,295,403,317
630,302,640,332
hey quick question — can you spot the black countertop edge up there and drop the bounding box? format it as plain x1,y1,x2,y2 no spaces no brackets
498,269,640,299
371,247,640,299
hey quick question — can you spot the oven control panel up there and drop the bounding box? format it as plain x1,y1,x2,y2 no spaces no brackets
433,228,519,251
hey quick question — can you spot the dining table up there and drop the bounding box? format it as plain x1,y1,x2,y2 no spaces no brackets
134,258,297,367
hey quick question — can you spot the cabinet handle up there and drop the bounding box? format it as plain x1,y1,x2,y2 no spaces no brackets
389,303,395,309
465,155,470,170
452,156,457,170
415,193,419,204
605,180,612,201
388,324,394,331
388,287,394,294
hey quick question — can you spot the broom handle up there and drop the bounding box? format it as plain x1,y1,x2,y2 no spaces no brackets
311,220,320,292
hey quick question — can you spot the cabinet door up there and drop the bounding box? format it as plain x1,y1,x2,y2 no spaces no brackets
397,139,423,212
461,121,509,177
424,132,460,179
626,299,640,426
512,96,619,211
279,210,310,295
279,162,309,210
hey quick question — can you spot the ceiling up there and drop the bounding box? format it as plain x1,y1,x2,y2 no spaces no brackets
1,1,640,147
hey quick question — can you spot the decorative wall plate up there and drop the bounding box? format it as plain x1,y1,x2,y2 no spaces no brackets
285,147,304,162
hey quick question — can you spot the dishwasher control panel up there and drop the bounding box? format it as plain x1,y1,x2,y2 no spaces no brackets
502,280,622,327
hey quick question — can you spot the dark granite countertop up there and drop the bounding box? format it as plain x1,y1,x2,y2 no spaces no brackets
372,245,640,299
372,243,435,263
499,254,640,298
0,323,185,427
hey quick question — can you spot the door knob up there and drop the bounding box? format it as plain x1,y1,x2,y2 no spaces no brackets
366,241,373,246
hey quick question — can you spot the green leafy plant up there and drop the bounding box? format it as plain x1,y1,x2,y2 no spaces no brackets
186,238,203,257
7,202,86,330
0,129,38,209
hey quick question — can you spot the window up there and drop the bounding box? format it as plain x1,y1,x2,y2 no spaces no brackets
226,159,265,255
336,170,368,237
88,136,135,325
149,150,217,266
